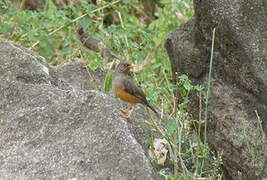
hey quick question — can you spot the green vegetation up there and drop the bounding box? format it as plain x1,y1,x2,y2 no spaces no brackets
0,0,224,179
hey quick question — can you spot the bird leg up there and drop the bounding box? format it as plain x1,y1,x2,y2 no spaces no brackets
120,103,135,114
126,104,136,118
119,104,136,119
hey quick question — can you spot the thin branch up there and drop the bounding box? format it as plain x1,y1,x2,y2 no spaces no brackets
117,11,130,60
255,110,264,137
204,28,216,144
30,0,121,49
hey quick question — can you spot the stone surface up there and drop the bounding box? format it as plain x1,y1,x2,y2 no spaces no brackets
0,40,158,180
56,61,105,91
165,0,267,179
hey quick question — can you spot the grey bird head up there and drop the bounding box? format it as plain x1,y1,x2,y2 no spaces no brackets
115,61,136,74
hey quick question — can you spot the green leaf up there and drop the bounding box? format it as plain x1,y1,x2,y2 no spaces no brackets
149,88,168,97
47,0,57,19
166,121,177,133
194,85,203,91
0,23,10,35
173,85,187,96
179,101,188,111
80,16,90,30
103,73,113,93
81,3,98,14
178,74,189,80
87,54,102,70
88,61,100,70
183,80,193,90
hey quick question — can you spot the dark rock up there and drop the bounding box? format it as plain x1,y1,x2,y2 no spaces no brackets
165,0,267,179
0,40,158,179
20,0,44,11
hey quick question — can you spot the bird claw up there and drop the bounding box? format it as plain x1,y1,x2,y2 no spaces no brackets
120,108,129,114
117,104,135,120
117,108,133,120
119,110,131,120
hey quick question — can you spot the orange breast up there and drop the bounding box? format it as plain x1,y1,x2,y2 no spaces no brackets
115,89,142,103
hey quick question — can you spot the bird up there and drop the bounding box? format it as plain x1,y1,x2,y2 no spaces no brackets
76,26,118,59
112,61,159,119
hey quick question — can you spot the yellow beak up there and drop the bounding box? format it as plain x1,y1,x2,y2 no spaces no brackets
127,64,137,68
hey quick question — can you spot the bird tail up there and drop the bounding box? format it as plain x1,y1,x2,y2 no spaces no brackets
146,103,160,118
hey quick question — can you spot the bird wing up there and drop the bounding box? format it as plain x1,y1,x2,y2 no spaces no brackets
122,78,148,104
121,77,159,117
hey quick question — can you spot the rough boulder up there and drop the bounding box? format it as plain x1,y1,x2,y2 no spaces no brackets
165,1,267,179
0,40,158,180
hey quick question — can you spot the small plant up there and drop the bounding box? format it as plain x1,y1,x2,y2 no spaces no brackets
147,74,223,179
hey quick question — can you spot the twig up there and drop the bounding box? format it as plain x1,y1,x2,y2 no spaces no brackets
255,110,264,137
145,117,188,174
201,28,216,174
129,3,153,22
117,11,130,60
195,91,202,173
204,28,216,144
198,91,202,127
172,71,179,118
30,0,121,49
80,54,100,91
161,97,164,118
176,113,189,174
85,66,100,91
133,51,155,72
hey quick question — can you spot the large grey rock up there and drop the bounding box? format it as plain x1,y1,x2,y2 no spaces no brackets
0,40,158,180
165,0,267,179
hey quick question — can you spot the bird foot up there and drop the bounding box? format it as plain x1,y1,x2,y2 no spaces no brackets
120,108,129,114
119,111,131,120
118,109,132,120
